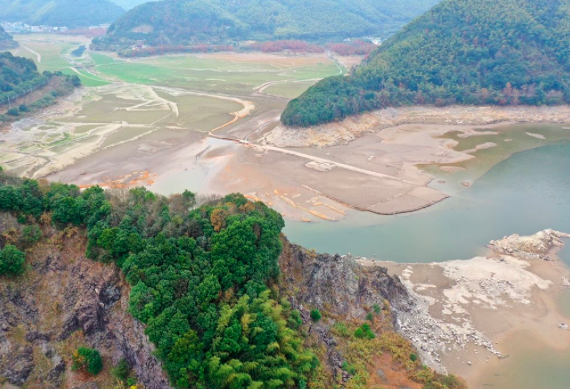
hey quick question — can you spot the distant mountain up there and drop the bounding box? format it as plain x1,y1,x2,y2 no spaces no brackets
0,25,17,49
111,0,150,10
282,0,570,127
0,0,125,28
94,0,440,51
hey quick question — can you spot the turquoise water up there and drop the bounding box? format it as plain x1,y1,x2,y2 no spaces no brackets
284,141,570,265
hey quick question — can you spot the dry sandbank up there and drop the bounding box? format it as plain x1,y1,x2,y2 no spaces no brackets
358,230,570,386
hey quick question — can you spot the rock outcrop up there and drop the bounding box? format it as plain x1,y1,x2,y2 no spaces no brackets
488,229,570,259
0,225,172,389
278,240,414,379
279,240,412,320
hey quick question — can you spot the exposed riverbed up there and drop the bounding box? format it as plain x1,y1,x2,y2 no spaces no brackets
284,129,570,265
283,125,570,389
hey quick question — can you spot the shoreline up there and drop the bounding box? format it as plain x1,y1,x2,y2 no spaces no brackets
358,230,570,388
267,105,570,149
7,95,570,223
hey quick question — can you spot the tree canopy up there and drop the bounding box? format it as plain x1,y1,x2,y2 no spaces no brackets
281,0,570,127
0,26,17,50
0,52,80,122
0,175,317,388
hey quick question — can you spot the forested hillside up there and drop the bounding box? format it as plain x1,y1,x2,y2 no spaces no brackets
94,0,440,52
282,0,570,127
0,52,80,123
0,25,17,49
0,178,318,387
0,171,467,389
0,0,125,28
1,52,51,106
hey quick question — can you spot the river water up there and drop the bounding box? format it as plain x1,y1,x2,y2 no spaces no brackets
284,125,570,266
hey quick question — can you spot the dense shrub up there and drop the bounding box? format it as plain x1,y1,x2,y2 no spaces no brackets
0,244,26,276
72,347,103,376
111,358,131,382
354,323,375,339
21,224,42,248
310,309,322,322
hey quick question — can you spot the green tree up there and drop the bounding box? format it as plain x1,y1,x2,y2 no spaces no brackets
72,347,103,376
6,108,19,116
0,244,26,276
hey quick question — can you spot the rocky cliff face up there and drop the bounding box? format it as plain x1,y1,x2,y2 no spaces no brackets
0,224,419,389
0,222,171,389
278,239,414,381
279,241,413,319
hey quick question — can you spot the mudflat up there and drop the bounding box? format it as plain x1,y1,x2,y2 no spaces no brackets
41,102,570,223
4,34,570,223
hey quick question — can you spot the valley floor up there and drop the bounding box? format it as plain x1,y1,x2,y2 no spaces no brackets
4,35,570,225
3,34,570,389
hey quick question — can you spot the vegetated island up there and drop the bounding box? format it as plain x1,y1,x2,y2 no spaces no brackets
0,52,81,125
0,0,125,28
0,171,466,389
281,0,570,127
92,0,440,56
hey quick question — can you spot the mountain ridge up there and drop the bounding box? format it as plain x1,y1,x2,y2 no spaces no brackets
94,0,440,52
0,0,125,28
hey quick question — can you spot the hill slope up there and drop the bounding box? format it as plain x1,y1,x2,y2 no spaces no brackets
0,25,17,49
94,0,440,51
1,52,80,123
0,0,125,28
0,175,466,389
281,0,570,127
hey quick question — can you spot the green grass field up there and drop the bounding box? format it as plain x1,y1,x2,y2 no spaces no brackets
93,53,342,95
10,36,342,96
11,40,72,71
263,81,316,98
11,34,111,87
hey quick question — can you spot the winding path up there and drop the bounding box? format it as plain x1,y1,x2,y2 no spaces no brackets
21,45,42,63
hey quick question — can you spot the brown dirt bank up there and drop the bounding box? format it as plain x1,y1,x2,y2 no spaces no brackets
268,105,570,148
